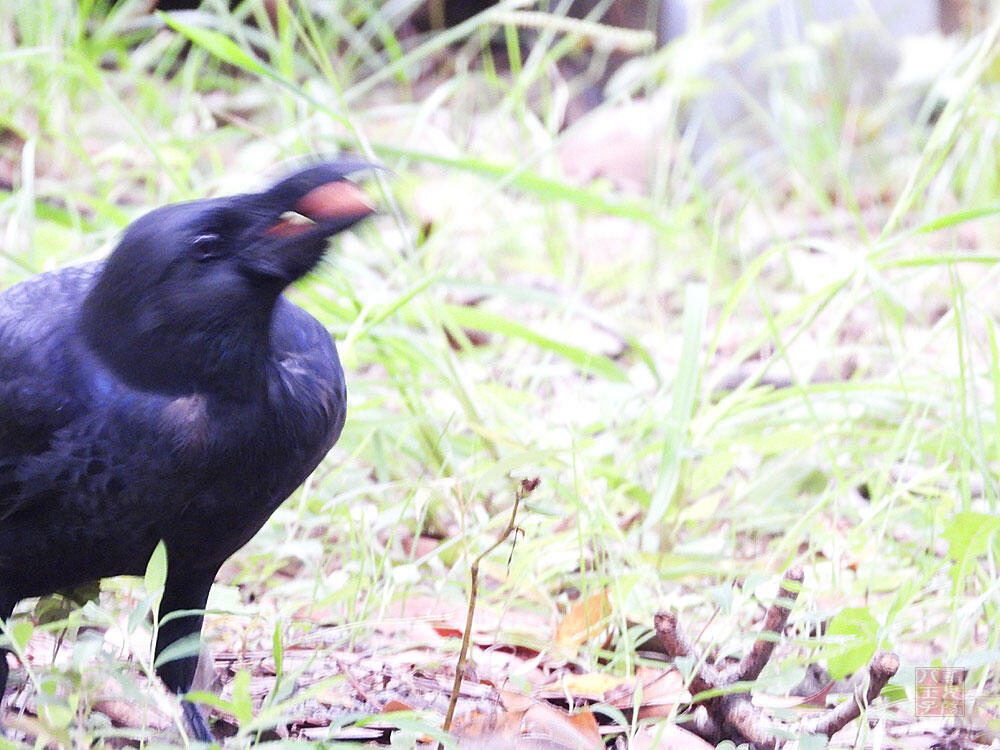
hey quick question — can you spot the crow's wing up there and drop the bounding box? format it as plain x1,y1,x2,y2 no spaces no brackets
269,297,347,462
0,263,103,517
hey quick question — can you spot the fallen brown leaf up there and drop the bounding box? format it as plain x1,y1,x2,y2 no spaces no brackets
752,680,834,710
608,666,689,710
628,722,716,750
455,694,603,749
538,672,628,700
554,589,612,649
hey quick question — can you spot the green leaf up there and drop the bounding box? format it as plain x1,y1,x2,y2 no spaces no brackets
646,282,708,528
144,540,168,599
184,689,235,713
442,303,627,382
272,622,284,680
11,620,34,652
159,13,268,77
824,606,880,680
127,590,159,636
37,698,74,731
942,512,1000,559
342,139,677,231
33,594,77,626
230,669,254,727
942,512,1000,591
153,632,201,669
917,204,1000,232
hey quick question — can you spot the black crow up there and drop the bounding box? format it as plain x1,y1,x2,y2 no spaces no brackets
0,161,375,740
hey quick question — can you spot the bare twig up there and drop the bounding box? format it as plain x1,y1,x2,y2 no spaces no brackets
718,694,777,749
336,658,382,709
724,567,803,684
652,612,724,694
802,651,899,738
654,610,781,745
682,705,723,742
439,478,539,745
654,570,898,749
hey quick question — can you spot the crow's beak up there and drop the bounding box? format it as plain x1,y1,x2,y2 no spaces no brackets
267,180,376,238
244,160,379,283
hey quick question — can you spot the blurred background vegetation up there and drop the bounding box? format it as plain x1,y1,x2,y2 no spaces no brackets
2,0,1000,746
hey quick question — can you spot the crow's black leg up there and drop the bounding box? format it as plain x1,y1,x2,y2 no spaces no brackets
0,595,15,735
154,570,215,743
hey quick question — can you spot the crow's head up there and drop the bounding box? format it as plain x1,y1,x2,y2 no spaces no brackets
82,160,376,397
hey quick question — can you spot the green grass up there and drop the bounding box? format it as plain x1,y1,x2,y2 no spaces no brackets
2,0,1000,746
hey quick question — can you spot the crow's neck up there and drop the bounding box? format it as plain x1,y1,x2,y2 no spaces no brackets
81,290,276,402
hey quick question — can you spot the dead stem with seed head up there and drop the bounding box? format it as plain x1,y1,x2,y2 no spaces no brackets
440,478,538,743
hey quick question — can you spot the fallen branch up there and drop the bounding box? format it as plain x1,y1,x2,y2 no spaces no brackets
802,650,899,738
654,568,898,749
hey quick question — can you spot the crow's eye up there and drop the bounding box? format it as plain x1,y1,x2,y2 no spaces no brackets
191,233,223,261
